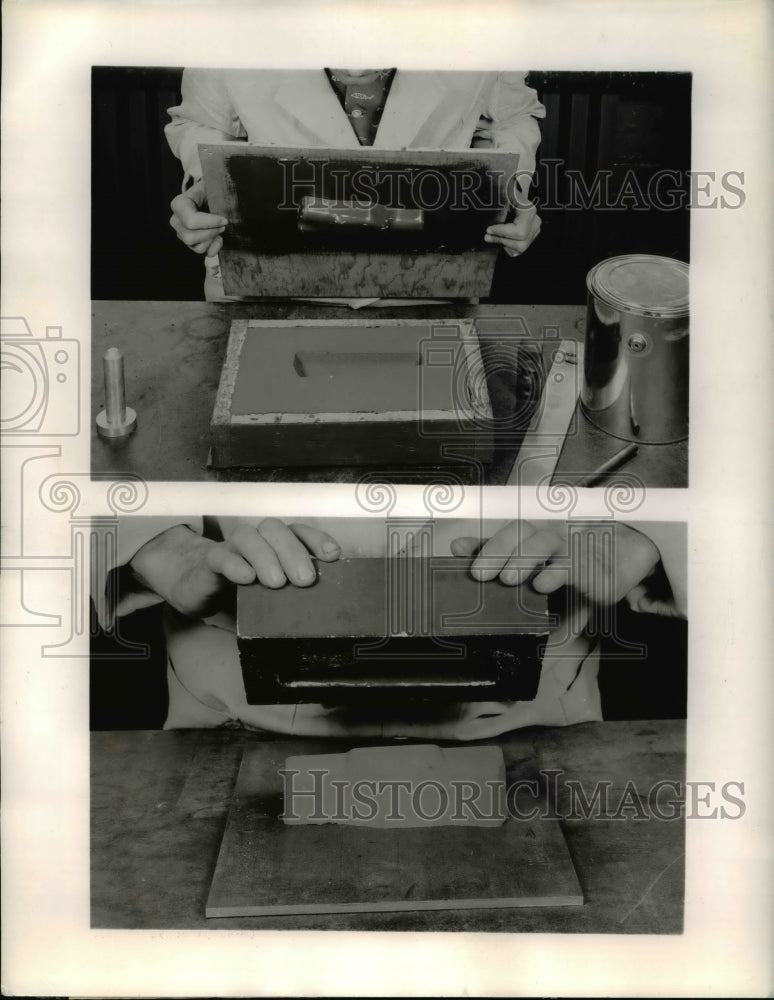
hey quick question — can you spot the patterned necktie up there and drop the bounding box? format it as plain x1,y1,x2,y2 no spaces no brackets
325,69,397,145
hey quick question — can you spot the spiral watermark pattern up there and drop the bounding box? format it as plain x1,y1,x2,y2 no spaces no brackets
422,478,465,515
603,474,646,516
355,479,398,516
537,477,580,517
38,475,82,514
106,477,149,515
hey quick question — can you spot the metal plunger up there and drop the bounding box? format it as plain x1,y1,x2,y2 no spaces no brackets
96,347,137,439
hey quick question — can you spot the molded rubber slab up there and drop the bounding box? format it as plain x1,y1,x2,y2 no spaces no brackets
231,325,459,415
283,744,507,827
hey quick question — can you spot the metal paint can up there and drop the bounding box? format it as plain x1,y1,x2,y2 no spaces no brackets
581,254,689,444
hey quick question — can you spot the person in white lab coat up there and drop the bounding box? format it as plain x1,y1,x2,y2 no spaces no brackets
94,517,686,738
164,69,546,297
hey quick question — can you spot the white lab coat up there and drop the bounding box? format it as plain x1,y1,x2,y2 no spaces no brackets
165,70,546,301
165,69,546,188
94,517,686,739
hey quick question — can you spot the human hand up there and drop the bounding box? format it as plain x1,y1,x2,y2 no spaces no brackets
451,520,673,633
169,178,228,256
484,203,541,256
130,519,341,618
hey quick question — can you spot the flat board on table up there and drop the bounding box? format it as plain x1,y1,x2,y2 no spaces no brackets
199,144,520,298
210,318,495,469
206,743,584,917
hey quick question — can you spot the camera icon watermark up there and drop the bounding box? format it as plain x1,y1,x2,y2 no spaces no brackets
0,317,80,436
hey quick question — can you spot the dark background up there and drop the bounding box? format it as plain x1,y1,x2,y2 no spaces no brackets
91,69,691,303
91,601,687,730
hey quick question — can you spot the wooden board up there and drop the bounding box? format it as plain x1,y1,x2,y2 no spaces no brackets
206,743,584,917
210,318,495,469
199,144,520,298
236,555,550,705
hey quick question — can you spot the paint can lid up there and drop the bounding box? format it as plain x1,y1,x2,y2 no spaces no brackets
587,254,689,317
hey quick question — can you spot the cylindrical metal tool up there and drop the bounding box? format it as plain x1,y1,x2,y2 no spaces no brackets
581,254,689,444
298,196,424,232
576,442,639,487
96,347,137,439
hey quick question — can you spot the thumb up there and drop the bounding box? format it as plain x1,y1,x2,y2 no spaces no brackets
626,584,682,618
511,204,539,235
171,189,228,229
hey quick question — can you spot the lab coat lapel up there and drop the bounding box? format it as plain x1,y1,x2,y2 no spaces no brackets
274,71,360,148
373,71,450,148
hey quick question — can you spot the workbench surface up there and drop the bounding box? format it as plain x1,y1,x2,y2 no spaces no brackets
91,301,687,486
91,720,685,932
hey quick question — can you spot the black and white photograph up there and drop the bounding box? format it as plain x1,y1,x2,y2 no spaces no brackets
91,68,691,487
91,515,687,930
